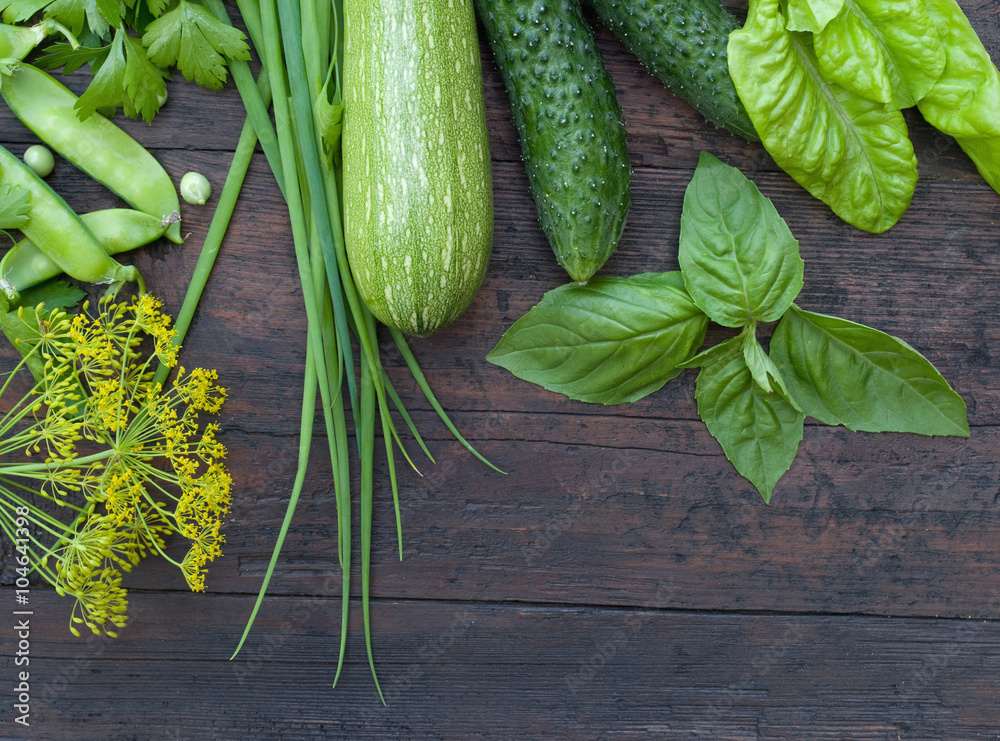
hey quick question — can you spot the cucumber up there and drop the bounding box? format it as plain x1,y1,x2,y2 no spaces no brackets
474,0,631,283
585,0,759,142
342,0,494,337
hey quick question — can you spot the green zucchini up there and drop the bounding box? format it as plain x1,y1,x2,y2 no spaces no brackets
342,0,494,337
475,0,631,283
585,0,759,142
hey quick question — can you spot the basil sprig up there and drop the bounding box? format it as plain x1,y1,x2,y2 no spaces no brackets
488,152,969,502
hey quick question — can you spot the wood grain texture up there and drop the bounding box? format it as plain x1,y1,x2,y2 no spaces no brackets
2,1,1000,738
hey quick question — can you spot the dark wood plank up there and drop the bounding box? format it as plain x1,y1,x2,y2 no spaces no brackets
3,591,1000,740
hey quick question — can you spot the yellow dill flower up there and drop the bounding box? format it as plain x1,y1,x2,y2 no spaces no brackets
0,292,232,638
180,544,208,592
66,567,129,637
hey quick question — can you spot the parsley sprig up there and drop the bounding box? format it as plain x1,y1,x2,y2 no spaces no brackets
2,0,249,122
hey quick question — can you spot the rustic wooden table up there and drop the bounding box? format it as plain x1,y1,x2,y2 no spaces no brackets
2,3,1000,739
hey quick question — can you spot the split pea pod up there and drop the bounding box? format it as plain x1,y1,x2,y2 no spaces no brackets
1,209,166,298
1,64,183,243
0,144,142,287
0,20,78,62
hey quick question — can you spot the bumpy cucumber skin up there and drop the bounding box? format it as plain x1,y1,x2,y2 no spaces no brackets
342,0,493,337
475,0,631,283
585,0,759,142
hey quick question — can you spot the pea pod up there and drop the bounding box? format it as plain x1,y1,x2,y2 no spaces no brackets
1,64,183,243
0,144,141,287
0,20,78,62
1,209,165,299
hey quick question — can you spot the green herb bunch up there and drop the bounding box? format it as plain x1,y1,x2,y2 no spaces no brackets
0,0,250,122
488,153,970,501
1,292,231,635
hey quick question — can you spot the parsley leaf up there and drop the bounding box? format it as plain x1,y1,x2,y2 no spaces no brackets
96,0,125,26
75,28,167,121
46,0,110,38
16,279,86,313
142,0,248,90
0,0,49,25
0,184,31,231
36,41,105,74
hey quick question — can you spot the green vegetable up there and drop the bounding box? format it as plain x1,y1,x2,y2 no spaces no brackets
474,0,631,282
490,152,969,501
727,0,917,233
584,0,758,142
1,209,166,299
954,135,1000,194
180,171,212,205
915,0,1000,196
487,272,707,404
769,305,971,436
812,0,945,111
342,0,493,336
22,144,53,177
917,0,1000,139
783,0,844,33
0,143,141,287
1,64,183,243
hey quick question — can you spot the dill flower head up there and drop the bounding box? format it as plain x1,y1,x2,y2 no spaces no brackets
2,293,232,637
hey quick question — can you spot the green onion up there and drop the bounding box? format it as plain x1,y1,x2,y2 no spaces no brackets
204,0,498,697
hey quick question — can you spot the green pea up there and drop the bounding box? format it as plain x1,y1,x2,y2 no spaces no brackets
22,145,54,177
180,171,212,205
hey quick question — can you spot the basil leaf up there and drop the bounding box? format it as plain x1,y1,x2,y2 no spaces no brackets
728,0,918,233
487,272,708,405
694,335,804,503
784,0,843,33
678,152,804,328
741,324,800,410
769,304,970,436
813,0,945,111
917,0,1000,139
955,135,1000,196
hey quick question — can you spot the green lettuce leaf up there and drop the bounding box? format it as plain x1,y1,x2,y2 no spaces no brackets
784,0,843,33
728,0,918,233
813,0,945,110
917,0,1000,139
487,272,708,404
678,152,804,328
955,135,1000,196
769,304,970,436
694,335,804,503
